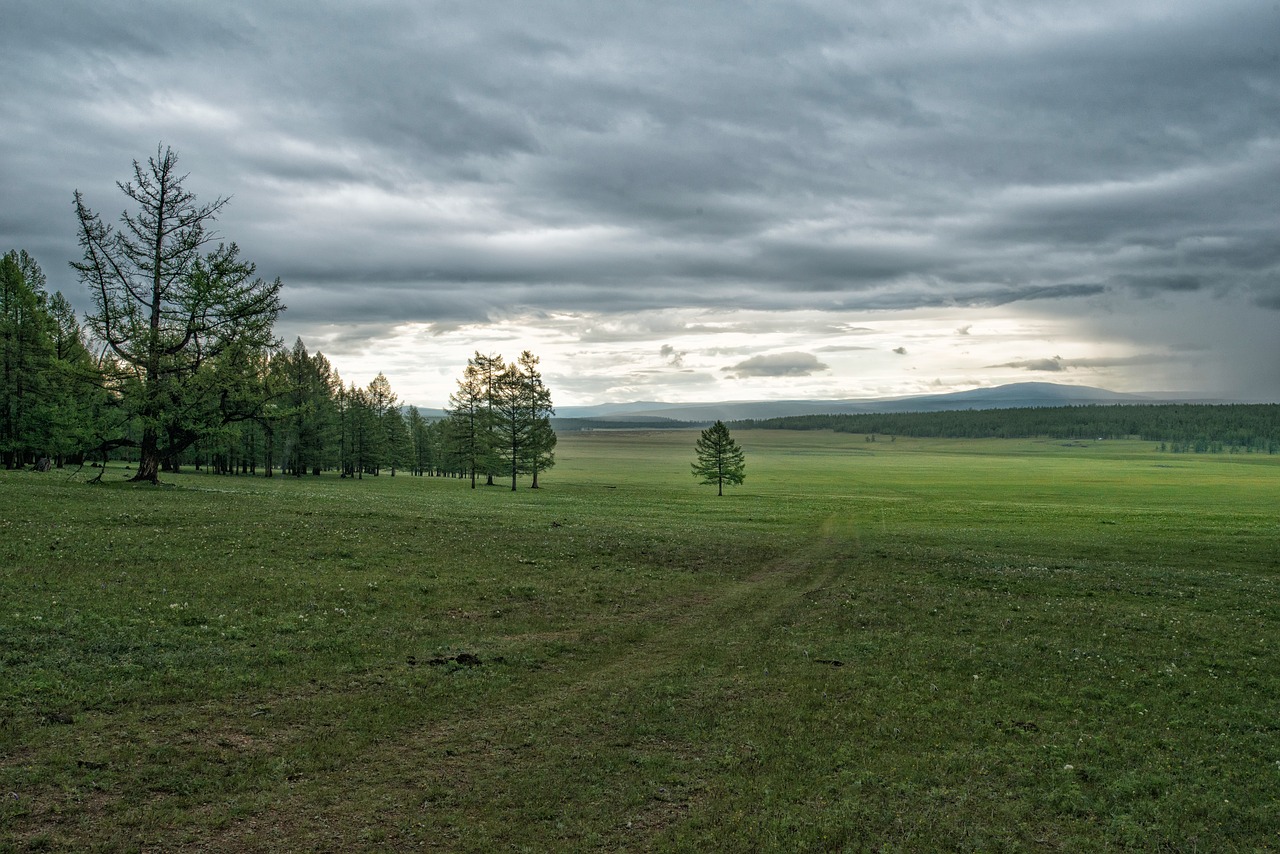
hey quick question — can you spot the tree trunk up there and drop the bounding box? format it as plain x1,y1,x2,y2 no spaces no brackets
132,427,162,483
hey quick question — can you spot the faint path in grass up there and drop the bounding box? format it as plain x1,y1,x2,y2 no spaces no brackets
196,520,865,852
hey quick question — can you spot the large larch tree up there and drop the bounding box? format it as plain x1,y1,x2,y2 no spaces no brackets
72,145,283,483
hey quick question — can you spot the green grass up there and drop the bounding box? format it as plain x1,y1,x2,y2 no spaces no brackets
2,431,1278,851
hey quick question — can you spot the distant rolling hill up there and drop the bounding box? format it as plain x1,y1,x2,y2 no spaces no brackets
553,382,1221,425
407,382,1228,428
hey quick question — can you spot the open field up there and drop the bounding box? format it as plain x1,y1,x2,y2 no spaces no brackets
2,430,1278,851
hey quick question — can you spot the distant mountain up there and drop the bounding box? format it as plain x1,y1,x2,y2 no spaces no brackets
554,401,677,418
868,381,1142,411
408,383,1231,426
552,382,1223,424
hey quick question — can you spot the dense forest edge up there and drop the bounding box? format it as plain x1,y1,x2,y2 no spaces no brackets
737,404,1280,454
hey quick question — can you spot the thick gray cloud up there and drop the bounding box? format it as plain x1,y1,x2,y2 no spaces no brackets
993,351,1213,377
2,0,1277,400
724,352,830,379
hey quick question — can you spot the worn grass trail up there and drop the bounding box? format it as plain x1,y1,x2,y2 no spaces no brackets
2,432,1279,851
207,517,866,852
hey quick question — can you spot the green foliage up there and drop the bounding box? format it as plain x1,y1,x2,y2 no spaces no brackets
344,382,378,479
692,419,746,495
405,406,431,475
0,250,111,469
449,350,557,490
493,350,556,490
472,352,505,484
383,405,413,475
1,432,1277,849
363,372,397,475
516,351,556,489
273,338,342,477
0,250,57,468
446,355,489,487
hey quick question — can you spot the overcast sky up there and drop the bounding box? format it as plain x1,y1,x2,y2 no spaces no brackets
4,1,1278,406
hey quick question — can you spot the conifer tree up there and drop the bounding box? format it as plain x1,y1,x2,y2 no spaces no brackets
1,250,110,468
0,250,55,468
472,352,504,485
491,351,556,490
346,383,376,479
44,290,111,466
364,372,397,474
493,361,526,491
384,405,413,476
692,420,746,496
447,359,487,488
406,406,433,476
72,145,283,483
516,351,555,489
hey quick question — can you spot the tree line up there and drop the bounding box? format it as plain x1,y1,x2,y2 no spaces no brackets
1,145,555,486
1,249,110,470
738,404,1280,454
445,351,556,490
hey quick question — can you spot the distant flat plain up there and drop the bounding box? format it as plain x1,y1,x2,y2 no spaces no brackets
2,430,1277,850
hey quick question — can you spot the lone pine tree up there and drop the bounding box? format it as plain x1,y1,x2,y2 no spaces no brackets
692,420,745,496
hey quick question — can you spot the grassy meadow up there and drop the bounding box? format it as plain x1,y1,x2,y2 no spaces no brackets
1,430,1278,851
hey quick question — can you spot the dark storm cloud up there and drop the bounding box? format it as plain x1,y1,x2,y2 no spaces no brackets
983,284,1109,306
993,354,1173,373
1253,292,1280,311
1,0,1277,396
723,352,829,379
1115,275,1204,297
1001,358,1068,373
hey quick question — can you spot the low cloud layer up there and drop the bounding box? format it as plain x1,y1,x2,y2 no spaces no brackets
723,352,830,379
2,1,1277,403
994,354,1173,373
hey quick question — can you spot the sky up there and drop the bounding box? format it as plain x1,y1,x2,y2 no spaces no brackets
3,1,1278,407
